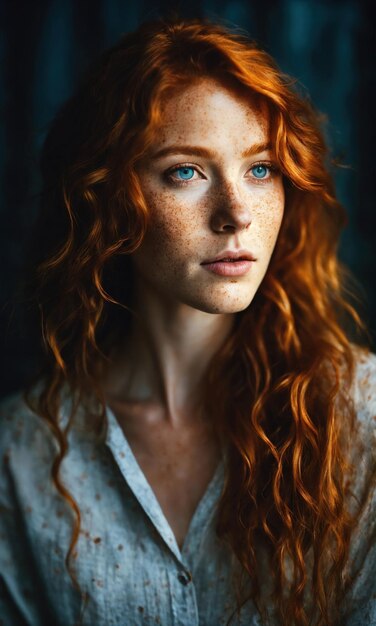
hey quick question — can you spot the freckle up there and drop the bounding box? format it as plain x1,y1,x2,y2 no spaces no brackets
42,522,48,529
144,579,150,586
117,544,123,551
115,563,120,569
138,606,144,613
120,451,125,458
56,510,64,518
93,536,101,544
95,493,101,501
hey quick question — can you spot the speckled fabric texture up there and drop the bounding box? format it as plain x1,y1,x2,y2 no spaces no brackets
0,351,375,626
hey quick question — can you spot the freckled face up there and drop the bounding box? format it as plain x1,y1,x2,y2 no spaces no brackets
132,79,285,314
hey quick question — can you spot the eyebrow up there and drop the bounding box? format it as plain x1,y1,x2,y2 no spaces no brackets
150,141,272,160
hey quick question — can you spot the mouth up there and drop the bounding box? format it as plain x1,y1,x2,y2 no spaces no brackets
200,254,255,278
205,257,250,262
201,249,257,265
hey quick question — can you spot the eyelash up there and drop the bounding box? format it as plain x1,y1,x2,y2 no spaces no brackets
164,161,279,186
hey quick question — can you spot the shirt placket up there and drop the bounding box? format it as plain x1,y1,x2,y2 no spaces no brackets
105,405,220,625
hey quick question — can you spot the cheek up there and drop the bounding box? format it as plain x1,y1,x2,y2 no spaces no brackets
139,192,199,261
254,187,284,248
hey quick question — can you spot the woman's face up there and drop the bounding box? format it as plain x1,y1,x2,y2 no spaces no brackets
132,78,285,314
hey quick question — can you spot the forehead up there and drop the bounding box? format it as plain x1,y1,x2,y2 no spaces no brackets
155,78,269,149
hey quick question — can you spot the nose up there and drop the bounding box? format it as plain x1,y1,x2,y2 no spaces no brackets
209,180,252,233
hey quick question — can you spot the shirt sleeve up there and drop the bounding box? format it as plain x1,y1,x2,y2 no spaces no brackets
0,441,32,626
341,349,376,625
0,577,30,626
0,393,57,626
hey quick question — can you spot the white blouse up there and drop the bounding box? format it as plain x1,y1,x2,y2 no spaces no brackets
0,350,375,625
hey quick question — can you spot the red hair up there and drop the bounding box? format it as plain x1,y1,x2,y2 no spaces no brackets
25,17,368,626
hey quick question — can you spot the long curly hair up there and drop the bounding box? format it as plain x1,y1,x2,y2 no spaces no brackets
24,16,368,626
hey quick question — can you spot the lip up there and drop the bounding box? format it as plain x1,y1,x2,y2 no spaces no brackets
201,259,254,277
201,249,257,264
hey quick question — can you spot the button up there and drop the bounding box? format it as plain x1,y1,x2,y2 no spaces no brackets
177,570,192,585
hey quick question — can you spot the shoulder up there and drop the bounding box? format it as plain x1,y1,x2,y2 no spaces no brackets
0,389,57,453
351,346,376,412
0,390,59,498
339,348,376,620
0,387,100,501
349,346,376,458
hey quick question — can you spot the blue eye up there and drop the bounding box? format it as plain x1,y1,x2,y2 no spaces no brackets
165,164,202,186
175,167,195,180
251,164,269,179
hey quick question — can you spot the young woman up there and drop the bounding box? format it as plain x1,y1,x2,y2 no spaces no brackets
0,17,375,626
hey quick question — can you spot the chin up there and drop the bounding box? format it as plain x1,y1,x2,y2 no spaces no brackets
184,289,257,315
202,301,253,315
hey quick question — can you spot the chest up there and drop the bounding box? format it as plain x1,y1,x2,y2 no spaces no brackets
135,440,221,548
109,404,222,549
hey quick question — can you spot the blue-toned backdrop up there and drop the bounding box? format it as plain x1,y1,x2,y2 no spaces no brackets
1,0,374,398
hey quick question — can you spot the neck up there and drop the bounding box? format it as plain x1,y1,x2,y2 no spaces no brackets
104,277,235,426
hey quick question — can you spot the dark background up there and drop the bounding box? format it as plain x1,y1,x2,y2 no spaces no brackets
1,0,375,400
